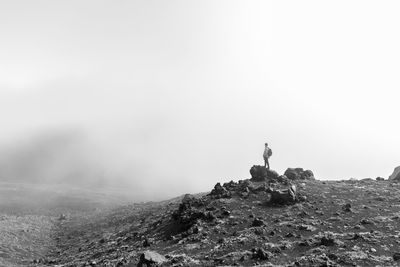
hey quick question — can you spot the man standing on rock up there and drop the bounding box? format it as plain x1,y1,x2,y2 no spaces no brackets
263,143,272,169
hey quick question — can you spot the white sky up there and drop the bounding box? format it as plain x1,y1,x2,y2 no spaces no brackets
0,1,399,199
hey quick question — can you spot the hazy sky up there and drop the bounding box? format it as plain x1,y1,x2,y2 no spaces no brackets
0,1,399,200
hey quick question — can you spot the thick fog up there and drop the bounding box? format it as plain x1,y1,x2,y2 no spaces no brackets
0,1,399,201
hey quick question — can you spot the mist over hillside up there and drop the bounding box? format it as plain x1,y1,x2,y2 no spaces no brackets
0,127,236,202
0,130,161,201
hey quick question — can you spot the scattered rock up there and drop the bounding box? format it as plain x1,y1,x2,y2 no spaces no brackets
142,237,151,247
342,250,368,262
252,247,272,260
277,175,290,185
298,195,307,202
137,251,167,267
360,218,374,225
295,253,336,266
342,203,352,212
319,233,337,246
209,183,231,198
172,194,214,232
297,224,317,232
166,254,200,265
251,217,265,227
284,168,315,180
393,252,400,261
267,185,297,205
220,251,252,262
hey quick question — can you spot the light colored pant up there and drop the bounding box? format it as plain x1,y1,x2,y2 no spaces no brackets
264,156,270,169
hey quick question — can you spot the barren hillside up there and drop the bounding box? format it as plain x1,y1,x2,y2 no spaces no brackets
31,168,400,267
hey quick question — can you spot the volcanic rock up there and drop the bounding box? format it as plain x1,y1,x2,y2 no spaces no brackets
393,252,400,261
284,168,315,180
342,203,352,212
297,224,317,232
277,175,290,185
252,247,272,260
360,218,374,225
209,183,231,198
142,237,151,247
166,254,200,266
267,185,297,205
389,166,400,181
250,165,279,182
319,233,337,246
172,194,213,232
137,251,167,267
251,217,265,227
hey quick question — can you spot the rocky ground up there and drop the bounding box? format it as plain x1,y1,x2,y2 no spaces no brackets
0,213,54,266
0,182,129,267
26,166,400,267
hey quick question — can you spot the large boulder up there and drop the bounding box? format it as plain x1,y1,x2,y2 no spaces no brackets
137,251,167,267
389,166,400,181
267,184,297,205
284,168,315,180
250,165,279,182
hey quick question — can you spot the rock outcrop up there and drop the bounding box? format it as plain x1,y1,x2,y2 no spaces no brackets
284,168,315,180
389,166,400,181
209,183,232,198
250,165,279,182
172,194,214,232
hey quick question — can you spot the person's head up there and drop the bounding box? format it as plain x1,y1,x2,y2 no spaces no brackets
265,143,268,147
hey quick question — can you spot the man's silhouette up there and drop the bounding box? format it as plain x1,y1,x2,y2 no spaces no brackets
263,143,272,169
